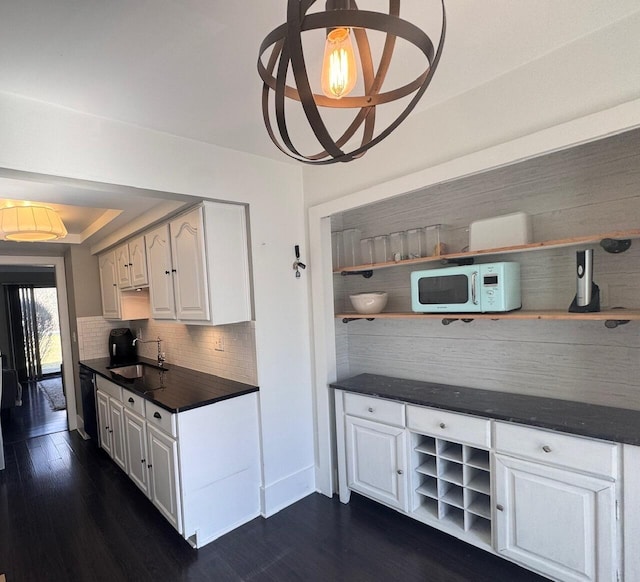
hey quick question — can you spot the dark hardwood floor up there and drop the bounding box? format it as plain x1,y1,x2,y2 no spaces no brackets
1,378,67,444
0,430,548,581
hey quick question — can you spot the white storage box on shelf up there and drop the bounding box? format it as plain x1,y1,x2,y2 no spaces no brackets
469,212,531,251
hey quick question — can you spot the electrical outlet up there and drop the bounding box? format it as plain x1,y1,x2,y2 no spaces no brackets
214,337,225,352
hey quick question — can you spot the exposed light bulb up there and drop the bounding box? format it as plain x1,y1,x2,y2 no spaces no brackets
321,27,357,99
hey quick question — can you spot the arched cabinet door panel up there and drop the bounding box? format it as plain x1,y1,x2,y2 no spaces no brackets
145,224,177,320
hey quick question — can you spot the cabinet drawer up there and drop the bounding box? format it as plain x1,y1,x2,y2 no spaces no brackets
407,405,490,448
145,401,177,438
122,388,145,417
494,422,618,478
96,375,122,401
344,393,405,427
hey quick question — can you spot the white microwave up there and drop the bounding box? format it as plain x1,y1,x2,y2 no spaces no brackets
411,262,522,313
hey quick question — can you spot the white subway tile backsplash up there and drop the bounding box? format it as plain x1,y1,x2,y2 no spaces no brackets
77,317,258,386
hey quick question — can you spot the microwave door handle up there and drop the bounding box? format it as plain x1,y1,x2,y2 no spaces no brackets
471,271,479,305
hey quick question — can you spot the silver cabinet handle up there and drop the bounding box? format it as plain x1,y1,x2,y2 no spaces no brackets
367,407,374,413
542,445,552,453
439,422,446,429
128,397,134,404
496,504,504,512
397,469,403,475
153,412,161,419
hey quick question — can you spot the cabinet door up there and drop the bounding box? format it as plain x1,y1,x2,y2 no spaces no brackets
96,390,112,456
345,415,407,511
109,399,127,472
170,206,210,321
147,424,182,532
98,251,121,319
145,223,177,319
124,409,150,497
128,235,149,288
115,244,131,289
494,454,617,582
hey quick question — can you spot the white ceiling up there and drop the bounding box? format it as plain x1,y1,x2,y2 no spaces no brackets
1,0,639,246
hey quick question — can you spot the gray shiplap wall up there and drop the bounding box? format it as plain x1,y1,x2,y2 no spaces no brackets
332,128,640,410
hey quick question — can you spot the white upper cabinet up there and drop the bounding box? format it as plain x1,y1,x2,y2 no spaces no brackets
128,235,149,288
145,201,252,326
170,206,210,321
99,250,121,319
99,248,151,321
116,235,149,289
145,223,177,320
115,244,131,289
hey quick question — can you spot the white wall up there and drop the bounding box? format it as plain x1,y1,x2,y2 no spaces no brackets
0,93,316,516
302,11,640,206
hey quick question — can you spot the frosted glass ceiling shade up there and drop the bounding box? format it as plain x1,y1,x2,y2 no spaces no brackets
0,205,68,241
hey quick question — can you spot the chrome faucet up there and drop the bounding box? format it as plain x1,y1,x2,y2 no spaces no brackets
132,336,165,367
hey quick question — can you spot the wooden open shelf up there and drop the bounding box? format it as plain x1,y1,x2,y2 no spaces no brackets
334,228,640,275
336,309,640,323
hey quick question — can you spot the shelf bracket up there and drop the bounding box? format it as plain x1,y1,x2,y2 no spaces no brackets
342,317,375,323
600,238,631,253
604,319,630,329
341,270,373,279
442,317,475,325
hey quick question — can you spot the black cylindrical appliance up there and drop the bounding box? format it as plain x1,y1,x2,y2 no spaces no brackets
108,328,137,365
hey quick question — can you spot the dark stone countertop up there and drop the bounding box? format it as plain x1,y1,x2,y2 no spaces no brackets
331,373,640,446
80,357,258,413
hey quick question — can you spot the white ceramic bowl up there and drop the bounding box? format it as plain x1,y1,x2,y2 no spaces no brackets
349,292,388,315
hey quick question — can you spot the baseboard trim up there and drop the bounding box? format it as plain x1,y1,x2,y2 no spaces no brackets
260,464,316,518
75,415,90,440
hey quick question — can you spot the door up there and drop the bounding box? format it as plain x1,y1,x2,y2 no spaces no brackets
494,454,617,582
345,415,407,511
145,224,176,320
96,391,112,456
115,244,131,289
124,408,150,497
128,236,148,288
170,206,210,321
147,424,182,532
98,252,121,319
109,399,127,471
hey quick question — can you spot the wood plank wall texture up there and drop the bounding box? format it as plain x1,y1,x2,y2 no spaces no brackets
333,129,640,410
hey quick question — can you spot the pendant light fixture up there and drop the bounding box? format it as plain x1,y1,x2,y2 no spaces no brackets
258,0,446,164
0,203,68,241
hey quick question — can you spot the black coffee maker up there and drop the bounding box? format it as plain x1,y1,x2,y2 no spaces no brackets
108,328,137,365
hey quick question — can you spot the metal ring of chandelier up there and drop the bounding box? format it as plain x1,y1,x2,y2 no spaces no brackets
258,0,446,164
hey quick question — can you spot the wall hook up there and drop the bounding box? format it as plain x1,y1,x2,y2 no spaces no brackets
293,244,306,278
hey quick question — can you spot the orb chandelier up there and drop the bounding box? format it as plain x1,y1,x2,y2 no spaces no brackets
258,0,446,164
0,204,67,241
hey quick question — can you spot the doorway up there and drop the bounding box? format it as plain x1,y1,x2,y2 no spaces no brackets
0,258,76,467
1,276,67,443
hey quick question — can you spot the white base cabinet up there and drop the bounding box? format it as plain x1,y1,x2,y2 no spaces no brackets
494,454,617,582
95,375,261,548
96,387,127,471
345,415,407,511
335,390,625,582
147,423,182,532
123,408,150,497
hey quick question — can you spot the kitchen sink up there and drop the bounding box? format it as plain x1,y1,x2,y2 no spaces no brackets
109,363,168,380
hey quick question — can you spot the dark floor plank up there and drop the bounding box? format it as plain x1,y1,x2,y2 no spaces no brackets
0,430,549,582
1,379,67,444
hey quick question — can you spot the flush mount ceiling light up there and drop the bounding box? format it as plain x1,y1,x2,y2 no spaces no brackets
258,0,446,164
0,204,68,242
